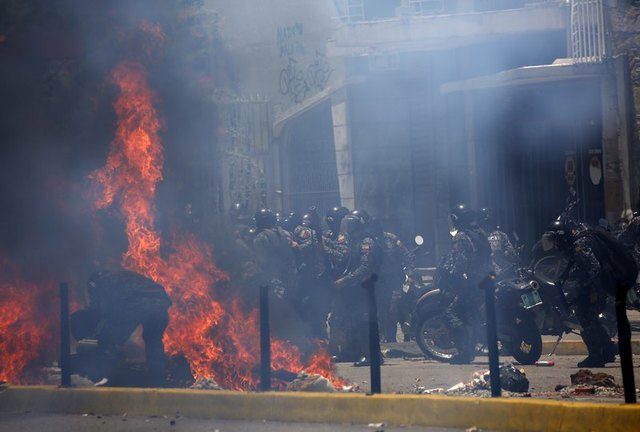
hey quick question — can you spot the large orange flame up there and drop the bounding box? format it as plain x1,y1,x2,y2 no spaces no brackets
90,61,343,390
0,254,56,384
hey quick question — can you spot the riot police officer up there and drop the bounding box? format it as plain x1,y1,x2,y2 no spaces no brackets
479,207,519,276
281,212,303,234
323,206,350,277
370,219,416,342
438,204,492,364
325,206,350,241
542,221,621,367
253,209,302,341
292,210,329,339
331,210,383,366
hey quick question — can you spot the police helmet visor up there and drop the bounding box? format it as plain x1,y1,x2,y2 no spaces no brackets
340,216,362,235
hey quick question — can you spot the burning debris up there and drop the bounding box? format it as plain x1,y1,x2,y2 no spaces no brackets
286,372,336,393
190,377,223,390
0,255,56,384
86,58,345,390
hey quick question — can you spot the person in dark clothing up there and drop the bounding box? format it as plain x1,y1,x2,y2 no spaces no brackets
479,207,519,276
323,207,351,278
281,212,303,234
330,210,383,366
369,219,416,342
325,206,350,241
253,208,297,294
70,270,172,384
617,212,640,290
253,208,303,341
438,204,492,364
542,221,621,367
292,211,330,339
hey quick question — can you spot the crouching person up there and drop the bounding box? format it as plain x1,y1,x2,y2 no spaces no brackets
70,270,172,386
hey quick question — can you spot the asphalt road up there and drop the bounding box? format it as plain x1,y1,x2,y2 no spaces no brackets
336,341,640,401
0,413,464,432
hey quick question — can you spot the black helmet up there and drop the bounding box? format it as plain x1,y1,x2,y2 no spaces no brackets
326,206,350,233
449,204,477,230
254,208,277,231
302,206,321,229
341,209,371,236
350,209,371,225
282,212,302,233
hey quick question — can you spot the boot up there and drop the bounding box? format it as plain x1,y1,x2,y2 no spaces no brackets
577,355,606,368
602,342,617,364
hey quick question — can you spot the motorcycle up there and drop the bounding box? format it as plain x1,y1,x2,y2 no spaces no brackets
412,273,543,365
527,190,639,347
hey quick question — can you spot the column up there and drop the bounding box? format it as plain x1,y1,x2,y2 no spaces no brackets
331,87,356,209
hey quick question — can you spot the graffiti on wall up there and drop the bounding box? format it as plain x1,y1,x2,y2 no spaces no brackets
277,22,305,57
279,51,333,103
277,22,333,104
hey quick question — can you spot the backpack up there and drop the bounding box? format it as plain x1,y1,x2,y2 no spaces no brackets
585,229,638,290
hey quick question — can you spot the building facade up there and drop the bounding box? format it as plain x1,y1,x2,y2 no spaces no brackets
212,0,639,259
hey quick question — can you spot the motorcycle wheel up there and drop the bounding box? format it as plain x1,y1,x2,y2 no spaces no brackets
415,309,458,362
503,312,542,365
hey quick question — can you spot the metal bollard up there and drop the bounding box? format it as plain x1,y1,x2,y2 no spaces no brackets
259,285,271,392
363,274,382,394
59,282,71,387
480,273,501,397
615,284,636,404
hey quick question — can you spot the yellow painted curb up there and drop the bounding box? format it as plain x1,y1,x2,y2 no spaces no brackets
542,340,640,356
1,386,639,431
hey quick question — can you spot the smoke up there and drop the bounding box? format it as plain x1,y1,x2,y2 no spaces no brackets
0,0,235,284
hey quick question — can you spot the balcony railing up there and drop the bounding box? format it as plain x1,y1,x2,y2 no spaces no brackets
336,0,557,22
570,0,607,63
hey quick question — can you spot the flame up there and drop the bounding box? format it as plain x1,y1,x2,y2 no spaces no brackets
0,254,56,384
90,61,344,390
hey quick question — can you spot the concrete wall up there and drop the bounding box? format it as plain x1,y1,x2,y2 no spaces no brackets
209,0,342,118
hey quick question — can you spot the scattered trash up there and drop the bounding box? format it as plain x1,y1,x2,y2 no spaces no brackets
570,370,617,388
466,427,480,432
422,387,445,394
499,363,529,393
534,360,555,367
286,372,336,392
447,382,467,392
416,363,529,396
95,378,109,387
368,423,385,428
551,370,623,398
190,377,222,390
571,386,595,395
